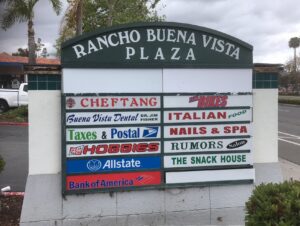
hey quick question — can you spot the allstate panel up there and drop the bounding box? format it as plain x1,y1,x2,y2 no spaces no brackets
62,69,163,93
162,69,252,93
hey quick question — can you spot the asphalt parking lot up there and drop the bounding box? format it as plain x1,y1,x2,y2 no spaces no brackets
278,104,300,165
0,125,28,191
0,104,298,192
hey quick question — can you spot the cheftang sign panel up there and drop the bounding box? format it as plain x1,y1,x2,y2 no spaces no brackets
65,96,161,110
62,93,253,194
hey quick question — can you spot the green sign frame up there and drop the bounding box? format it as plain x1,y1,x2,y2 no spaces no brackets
62,22,253,69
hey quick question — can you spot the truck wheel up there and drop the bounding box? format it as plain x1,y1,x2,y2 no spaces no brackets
0,100,9,113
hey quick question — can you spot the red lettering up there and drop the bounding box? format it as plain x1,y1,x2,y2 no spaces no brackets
108,144,120,153
199,127,207,134
83,145,96,154
240,126,247,133
111,98,118,107
101,98,108,107
120,144,132,153
190,95,228,108
130,98,138,107
139,98,148,107
148,143,159,151
224,126,231,133
80,98,89,107
95,145,107,154
79,143,160,155
149,97,157,106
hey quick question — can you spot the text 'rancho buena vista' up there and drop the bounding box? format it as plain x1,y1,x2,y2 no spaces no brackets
72,29,241,61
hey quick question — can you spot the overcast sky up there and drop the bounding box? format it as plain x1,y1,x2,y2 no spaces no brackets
0,0,299,64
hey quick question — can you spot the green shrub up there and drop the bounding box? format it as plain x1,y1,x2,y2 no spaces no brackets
279,96,300,105
0,105,28,122
0,155,5,173
279,99,300,105
245,181,300,226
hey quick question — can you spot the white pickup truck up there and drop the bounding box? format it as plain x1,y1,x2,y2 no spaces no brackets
0,83,28,112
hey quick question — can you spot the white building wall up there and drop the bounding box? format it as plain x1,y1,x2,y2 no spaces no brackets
253,89,278,163
28,91,61,175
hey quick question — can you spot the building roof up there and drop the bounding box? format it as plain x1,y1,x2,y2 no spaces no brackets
0,52,60,65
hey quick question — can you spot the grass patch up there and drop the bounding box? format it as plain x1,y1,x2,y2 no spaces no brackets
279,96,300,105
0,106,28,122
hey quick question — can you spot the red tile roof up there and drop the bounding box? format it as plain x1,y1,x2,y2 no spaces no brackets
0,52,60,65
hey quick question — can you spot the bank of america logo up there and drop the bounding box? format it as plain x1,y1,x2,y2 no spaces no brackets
136,175,155,184
142,127,159,138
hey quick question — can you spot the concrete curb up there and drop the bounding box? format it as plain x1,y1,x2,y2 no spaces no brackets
1,192,25,196
0,122,28,126
279,158,300,181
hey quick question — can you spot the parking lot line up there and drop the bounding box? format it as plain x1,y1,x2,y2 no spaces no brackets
278,131,300,139
278,138,300,147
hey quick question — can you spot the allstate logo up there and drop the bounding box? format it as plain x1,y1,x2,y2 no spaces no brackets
87,159,102,172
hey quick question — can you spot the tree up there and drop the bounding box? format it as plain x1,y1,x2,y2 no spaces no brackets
284,57,300,74
64,0,83,35
12,48,29,57
41,47,49,58
0,0,62,64
55,0,164,56
288,37,300,72
11,38,48,58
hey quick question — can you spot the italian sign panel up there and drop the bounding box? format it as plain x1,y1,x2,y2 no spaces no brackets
62,93,253,195
164,109,251,123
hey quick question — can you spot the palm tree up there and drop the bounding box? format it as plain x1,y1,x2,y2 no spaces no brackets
0,0,62,65
64,0,83,36
289,37,300,72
